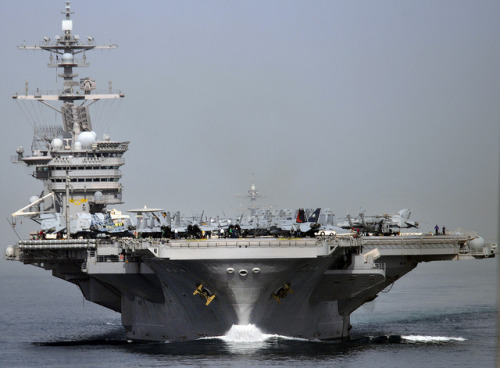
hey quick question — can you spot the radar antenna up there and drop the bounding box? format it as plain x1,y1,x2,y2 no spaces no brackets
235,180,264,214
14,1,124,134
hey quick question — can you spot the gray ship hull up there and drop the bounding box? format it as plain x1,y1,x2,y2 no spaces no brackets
122,258,351,341
8,234,494,342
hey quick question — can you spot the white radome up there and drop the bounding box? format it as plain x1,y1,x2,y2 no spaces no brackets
51,138,63,149
77,131,97,148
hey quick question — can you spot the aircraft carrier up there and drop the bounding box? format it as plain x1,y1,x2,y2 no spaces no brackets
5,3,496,342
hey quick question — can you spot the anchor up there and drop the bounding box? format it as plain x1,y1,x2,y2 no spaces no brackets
271,282,294,304
193,284,215,306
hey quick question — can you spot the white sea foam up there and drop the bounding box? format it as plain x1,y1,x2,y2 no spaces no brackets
402,335,466,343
216,324,308,343
219,325,468,345
220,324,267,342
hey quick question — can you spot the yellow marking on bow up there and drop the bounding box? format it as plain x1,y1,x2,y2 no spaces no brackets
69,198,88,206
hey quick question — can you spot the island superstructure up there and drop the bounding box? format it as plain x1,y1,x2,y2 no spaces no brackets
5,3,496,342
11,1,126,238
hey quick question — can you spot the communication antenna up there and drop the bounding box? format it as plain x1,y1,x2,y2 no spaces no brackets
6,218,21,240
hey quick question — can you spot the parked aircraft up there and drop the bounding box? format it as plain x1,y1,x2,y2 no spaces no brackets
337,208,419,235
270,208,322,237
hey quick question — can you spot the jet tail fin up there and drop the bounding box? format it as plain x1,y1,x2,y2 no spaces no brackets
296,209,306,223
398,209,411,219
308,208,321,223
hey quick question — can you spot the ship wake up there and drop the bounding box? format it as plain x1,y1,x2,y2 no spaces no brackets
216,324,307,343
402,335,466,343
218,326,467,345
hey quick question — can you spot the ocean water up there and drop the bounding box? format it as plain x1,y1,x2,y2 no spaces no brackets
0,258,497,368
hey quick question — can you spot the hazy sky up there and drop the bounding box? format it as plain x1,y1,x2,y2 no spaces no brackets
0,0,499,253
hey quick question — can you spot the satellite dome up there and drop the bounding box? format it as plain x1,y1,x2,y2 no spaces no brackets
76,131,97,148
29,196,40,212
74,141,82,150
5,246,15,258
61,53,74,64
51,138,63,150
94,191,103,202
468,236,485,251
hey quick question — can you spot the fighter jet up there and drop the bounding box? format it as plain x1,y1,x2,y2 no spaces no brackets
314,208,353,237
270,208,322,237
128,206,170,238
337,208,419,235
